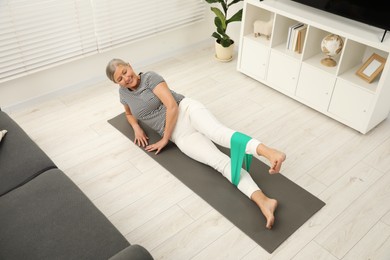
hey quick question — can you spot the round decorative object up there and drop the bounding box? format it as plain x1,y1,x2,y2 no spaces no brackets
320,34,344,67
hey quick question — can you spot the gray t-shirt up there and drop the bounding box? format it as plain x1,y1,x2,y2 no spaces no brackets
119,71,185,136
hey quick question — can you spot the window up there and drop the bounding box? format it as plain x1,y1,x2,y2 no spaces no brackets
92,0,206,52
0,0,97,82
0,0,205,83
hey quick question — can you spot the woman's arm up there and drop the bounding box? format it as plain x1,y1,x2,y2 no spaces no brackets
145,81,179,154
123,104,149,147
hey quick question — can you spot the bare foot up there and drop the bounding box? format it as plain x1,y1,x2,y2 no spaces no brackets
256,144,286,174
251,191,278,229
261,198,278,229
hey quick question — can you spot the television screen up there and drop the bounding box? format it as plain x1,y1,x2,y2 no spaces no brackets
291,0,389,31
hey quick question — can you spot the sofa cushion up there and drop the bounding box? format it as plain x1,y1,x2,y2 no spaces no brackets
0,111,57,196
0,168,131,260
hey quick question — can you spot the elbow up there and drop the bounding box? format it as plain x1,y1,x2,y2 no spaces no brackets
167,102,179,116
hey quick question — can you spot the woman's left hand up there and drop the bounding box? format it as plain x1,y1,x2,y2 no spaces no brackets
145,138,169,155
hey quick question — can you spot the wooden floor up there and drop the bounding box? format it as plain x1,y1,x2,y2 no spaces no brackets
9,46,390,259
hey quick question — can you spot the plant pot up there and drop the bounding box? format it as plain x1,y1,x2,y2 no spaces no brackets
215,41,234,62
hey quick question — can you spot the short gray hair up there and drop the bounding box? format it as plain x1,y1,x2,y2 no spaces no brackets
106,58,128,83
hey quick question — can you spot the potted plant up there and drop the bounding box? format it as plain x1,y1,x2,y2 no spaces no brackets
205,0,243,61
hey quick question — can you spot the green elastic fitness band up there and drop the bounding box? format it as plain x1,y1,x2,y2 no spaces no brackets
230,132,253,186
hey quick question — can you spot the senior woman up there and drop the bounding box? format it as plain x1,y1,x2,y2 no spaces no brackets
106,58,286,229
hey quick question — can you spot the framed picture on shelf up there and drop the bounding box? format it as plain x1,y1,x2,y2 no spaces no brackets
356,53,386,83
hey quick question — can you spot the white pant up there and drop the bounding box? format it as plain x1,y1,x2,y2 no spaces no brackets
171,98,262,198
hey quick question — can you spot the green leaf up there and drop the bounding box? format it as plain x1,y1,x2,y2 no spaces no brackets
212,32,222,41
216,25,226,36
226,9,242,25
205,0,226,12
221,1,227,14
205,0,223,4
220,38,233,47
227,0,243,7
211,7,226,30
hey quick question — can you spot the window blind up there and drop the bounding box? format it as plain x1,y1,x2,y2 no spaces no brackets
0,0,97,83
91,0,206,52
0,0,206,83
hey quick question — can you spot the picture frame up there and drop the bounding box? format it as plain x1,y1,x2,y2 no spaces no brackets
356,53,386,83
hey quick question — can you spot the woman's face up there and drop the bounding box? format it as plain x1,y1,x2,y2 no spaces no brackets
113,64,139,89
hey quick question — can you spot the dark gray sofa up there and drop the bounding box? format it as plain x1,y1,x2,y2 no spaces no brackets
0,109,153,260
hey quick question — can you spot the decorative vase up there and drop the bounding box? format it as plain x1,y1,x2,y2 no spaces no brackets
215,41,234,62
320,34,344,67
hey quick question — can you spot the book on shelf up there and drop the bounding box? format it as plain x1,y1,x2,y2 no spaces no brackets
294,24,307,53
286,23,302,50
286,23,306,52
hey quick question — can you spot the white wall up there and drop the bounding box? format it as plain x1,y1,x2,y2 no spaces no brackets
0,2,244,111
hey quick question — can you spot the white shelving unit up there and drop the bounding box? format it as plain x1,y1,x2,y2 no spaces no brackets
237,0,390,134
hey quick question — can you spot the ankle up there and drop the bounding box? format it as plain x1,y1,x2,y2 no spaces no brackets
256,144,271,159
251,190,267,202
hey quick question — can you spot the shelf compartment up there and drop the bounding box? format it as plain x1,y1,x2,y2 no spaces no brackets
338,39,388,92
272,14,303,49
302,27,345,75
243,3,275,38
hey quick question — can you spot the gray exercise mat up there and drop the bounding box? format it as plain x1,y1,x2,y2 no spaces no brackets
108,113,325,253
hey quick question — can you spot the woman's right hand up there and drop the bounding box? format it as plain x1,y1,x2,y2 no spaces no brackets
133,125,149,147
